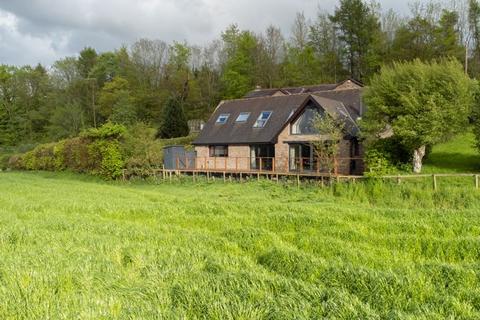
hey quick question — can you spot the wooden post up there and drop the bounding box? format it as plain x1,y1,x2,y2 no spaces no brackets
276,174,279,184
259,158,263,172
223,171,226,183
475,175,479,189
300,157,303,173
433,174,437,191
297,174,300,188
240,172,243,182
272,158,276,173
169,171,172,183
257,172,260,181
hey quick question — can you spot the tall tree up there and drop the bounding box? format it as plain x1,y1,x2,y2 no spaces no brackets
330,0,384,80
310,11,347,82
157,97,189,139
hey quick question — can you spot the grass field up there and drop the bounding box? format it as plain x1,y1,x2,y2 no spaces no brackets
423,131,480,173
1,172,480,319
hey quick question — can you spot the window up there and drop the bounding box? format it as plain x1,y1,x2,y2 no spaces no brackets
216,114,230,124
209,145,228,157
291,106,320,135
253,111,272,128
250,144,275,171
236,112,250,123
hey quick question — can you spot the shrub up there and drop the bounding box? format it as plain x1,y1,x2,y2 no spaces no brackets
364,149,396,177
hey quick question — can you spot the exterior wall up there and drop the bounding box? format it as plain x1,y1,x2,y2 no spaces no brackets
275,124,362,175
194,145,250,171
194,130,364,175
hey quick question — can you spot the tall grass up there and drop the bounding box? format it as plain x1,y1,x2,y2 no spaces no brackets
0,171,479,319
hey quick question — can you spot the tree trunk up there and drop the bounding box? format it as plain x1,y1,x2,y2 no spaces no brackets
412,145,426,174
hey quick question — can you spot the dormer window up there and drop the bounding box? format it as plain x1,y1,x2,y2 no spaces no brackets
253,111,272,128
236,112,250,123
216,114,230,124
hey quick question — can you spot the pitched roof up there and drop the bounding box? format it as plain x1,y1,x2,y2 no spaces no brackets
193,94,310,145
313,88,365,119
243,79,363,99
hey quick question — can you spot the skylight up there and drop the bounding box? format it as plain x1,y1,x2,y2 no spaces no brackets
253,111,272,128
216,114,230,124
236,112,250,123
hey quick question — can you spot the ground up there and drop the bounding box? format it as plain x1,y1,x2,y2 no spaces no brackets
423,131,480,173
0,171,479,319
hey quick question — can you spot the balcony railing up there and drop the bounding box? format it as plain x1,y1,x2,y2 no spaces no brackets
174,156,364,175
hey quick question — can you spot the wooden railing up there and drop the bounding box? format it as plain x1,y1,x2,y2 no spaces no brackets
174,156,364,175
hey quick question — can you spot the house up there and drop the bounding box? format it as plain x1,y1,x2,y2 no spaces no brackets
187,119,205,133
192,79,365,175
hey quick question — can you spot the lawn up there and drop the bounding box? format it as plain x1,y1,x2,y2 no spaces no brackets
0,172,480,319
423,131,480,173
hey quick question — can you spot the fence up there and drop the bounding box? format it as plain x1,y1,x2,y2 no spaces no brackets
121,166,480,191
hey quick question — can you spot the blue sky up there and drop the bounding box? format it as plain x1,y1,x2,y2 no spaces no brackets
0,0,414,66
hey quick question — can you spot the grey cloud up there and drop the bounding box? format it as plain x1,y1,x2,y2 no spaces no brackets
0,0,412,66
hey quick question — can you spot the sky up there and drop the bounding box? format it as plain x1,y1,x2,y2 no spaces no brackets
0,0,412,66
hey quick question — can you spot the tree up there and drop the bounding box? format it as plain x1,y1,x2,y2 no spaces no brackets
330,0,384,80
311,113,345,174
98,76,131,120
362,59,476,173
77,47,98,78
157,97,189,139
309,11,347,82
392,10,464,62
220,25,258,98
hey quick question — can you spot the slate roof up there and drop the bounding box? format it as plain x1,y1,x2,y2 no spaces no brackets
193,94,310,145
193,88,363,145
244,84,338,99
243,79,363,99
313,88,365,119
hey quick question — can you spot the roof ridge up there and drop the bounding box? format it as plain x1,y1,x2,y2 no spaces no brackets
221,92,312,103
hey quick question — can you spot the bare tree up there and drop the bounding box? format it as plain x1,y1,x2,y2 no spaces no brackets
130,39,169,88
291,12,310,50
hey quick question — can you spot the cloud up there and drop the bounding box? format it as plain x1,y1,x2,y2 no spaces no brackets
0,0,412,66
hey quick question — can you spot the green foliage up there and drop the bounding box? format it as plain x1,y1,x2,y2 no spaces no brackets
362,59,477,171
88,140,124,179
363,149,397,176
392,10,465,62
157,97,189,139
81,122,126,140
330,0,383,80
1,172,480,318
8,123,196,179
9,123,126,179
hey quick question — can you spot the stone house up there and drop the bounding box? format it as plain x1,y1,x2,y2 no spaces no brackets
192,79,365,175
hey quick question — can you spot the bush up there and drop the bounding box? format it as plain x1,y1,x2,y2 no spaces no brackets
364,149,396,177
7,122,196,179
8,123,126,180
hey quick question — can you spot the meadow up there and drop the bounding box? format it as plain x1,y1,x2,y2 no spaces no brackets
0,171,480,319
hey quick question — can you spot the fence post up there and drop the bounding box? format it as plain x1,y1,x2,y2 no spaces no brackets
476,175,479,189
433,174,437,191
